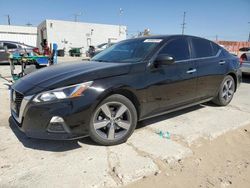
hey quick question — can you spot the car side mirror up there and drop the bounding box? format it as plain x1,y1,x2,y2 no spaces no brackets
155,54,175,65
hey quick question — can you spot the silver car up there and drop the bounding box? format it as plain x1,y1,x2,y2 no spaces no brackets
0,41,35,64
240,52,250,74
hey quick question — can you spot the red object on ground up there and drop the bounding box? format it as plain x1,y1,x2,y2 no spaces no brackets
43,45,51,56
33,48,40,55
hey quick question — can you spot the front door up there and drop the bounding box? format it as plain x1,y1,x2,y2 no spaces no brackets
141,37,197,118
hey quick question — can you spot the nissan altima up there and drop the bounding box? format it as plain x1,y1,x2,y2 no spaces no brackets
10,35,241,145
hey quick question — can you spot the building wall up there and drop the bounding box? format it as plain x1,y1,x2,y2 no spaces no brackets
216,41,250,55
37,19,127,54
0,25,37,46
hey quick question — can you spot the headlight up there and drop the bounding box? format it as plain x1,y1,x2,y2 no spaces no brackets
33,81,93,103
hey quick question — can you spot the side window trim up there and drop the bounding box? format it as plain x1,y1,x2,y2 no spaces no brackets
180,49,222,62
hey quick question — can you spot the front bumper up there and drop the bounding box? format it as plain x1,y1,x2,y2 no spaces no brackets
11,94,94,140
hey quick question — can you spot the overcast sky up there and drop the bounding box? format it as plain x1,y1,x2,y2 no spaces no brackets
0,0,249,41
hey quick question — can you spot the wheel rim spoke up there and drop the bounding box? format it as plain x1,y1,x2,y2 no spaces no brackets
100,104,112,118
116,120,130,130
222,78,234,102
224,82,229,90
108,124,115,139
228,89,233,95
94,120,109,129
224,94,228,100
115,105,127,119
228,80,232,89
222,90,228,97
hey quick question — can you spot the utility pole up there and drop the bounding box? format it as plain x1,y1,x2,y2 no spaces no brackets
5,14,11,25
181,11,186,35
215,35,218,42
74,12,82,22
119,8,124,36
248,22,250,42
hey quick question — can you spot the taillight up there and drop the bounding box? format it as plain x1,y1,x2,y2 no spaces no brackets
240,57,243,65
240,54,247,65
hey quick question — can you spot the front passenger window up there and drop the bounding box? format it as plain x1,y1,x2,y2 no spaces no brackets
158,38,190,61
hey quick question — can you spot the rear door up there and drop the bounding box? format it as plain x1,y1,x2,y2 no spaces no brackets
191,38,227,99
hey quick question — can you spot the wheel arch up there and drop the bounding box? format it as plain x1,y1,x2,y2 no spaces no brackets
95,87,141,118
227,72,237,91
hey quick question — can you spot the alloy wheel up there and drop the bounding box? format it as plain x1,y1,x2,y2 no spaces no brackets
93,102,132,140
221,78,234,102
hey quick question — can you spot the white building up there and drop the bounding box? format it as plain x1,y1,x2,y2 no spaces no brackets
37,19,127,53
0,25,37,46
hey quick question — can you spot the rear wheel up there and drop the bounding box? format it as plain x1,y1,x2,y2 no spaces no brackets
212,75,235,106
89,94,137,146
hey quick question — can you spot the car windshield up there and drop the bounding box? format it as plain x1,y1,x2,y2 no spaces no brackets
92,39,162,63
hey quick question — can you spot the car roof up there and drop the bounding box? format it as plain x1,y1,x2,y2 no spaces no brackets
126,34,211,42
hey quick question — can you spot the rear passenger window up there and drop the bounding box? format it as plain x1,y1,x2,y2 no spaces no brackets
192,38,213,58
211,42,220,56
158,38,190,61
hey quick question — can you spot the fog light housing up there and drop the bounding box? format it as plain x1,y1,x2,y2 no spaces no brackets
47,116,70,133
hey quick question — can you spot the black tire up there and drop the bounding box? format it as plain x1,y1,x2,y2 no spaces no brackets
89,94,137,146
212,75,235,106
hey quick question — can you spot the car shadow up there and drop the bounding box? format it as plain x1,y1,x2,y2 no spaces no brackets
8,117,98,152
137,104,204,129
242,74,250,83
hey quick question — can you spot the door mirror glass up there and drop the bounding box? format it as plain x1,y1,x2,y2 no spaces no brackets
155,54,175,65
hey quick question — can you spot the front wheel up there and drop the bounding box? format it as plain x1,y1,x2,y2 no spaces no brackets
89,94,137,146
212,75,235,106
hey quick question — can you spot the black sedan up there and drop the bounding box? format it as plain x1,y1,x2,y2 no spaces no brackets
10,35,241,145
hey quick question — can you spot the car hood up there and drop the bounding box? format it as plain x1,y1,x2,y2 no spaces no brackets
12,61,131,95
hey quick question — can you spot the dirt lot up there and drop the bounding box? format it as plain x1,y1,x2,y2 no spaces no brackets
126,124,250,188
0,61,250,187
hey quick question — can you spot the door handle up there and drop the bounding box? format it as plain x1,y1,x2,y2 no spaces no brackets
219,61,226,65
186,68,197,74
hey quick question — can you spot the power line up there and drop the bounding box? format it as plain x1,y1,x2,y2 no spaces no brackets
181,11,186,35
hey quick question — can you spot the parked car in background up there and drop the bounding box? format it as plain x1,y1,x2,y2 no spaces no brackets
240,52,250,74
0,41,36,53
239,47,250,53
0,41,37,64
0,43,10,64
10,35,241,146
86,42,115,58
95,43,115,51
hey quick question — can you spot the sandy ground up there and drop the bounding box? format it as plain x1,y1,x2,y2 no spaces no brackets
126,124,250,188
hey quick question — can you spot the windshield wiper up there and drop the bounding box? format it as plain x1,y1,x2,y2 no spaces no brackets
93,59,111,62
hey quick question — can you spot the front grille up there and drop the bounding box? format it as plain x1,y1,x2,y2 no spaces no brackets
12,90,24,116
